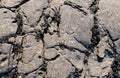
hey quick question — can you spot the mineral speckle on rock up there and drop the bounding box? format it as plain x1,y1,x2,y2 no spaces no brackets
0,0,120,78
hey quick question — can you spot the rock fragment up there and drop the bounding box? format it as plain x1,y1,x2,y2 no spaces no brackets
0,8,18,37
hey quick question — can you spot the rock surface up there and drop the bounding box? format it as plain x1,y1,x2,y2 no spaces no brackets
0,0,120,78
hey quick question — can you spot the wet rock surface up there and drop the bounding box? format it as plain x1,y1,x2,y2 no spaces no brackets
0,0,120,78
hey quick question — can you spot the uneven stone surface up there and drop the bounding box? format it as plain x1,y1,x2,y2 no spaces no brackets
1,0,23,7
0,8,18,38
0,0,120,78
46,57,75,78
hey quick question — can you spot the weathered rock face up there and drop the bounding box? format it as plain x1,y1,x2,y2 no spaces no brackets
97,0,120,38
1,0,23,7
46,57,75,78
19,0,48,26
18,35,43,74
0,0,120,78
0,8,18,37
60,5,93,51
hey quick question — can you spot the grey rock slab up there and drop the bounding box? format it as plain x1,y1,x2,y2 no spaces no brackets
8,37,15,43
60,33,88,51
49,0,65,9
22,25,35,33
46,57,75,78
18,35,43,74
97,0,120,39
94,36,110,58
0,54,9,72
1,0,24,7
87,54,114,77
24,73,43,78
61,49,85,70
48,0,93,9
115,40,120,53
18,59,43,74
44,34,60,47
19,0,48,26
15,36,23,44
60,5,93,50
21,35,43,63
44,48,59,60
0,8,18,37
0,43,12,54
87,55,102,77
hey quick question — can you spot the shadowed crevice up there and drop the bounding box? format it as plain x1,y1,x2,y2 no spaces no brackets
64,0,87,15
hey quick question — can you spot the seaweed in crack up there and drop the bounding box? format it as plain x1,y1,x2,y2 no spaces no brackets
99,27,120,77
35,29,44,42
51,7,61,37
0,67,19,78
0,34,16,43
40,7,61,36
40,63,47,73
89,0,101,49
41,56,48,78
0,71,8,78
40,62,47,78
15,12,24,35
89,0,100,14
5,44,23,77
7,67,19,78
110,54,120,77
102,26,118,55
42,14,51,34
0,36,10,43
67,69,83,78
12,43,23,56
64,0,87,15
90,16,101,49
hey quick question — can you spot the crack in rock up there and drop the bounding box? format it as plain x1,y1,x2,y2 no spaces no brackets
64,0,87,15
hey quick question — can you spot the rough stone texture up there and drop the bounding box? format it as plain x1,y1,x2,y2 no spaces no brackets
46,57,75,78
19,0,48,27
60,5,93,51
18,35,43,74
1,0,23,7
0,8,18,37
97,0,120,39
0,0,120,78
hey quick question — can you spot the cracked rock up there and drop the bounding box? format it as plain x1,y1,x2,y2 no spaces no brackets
44,48,59,60
0,43,12,54
60,5,93,50
0,0,120,77
97,0,120,40
44,34,60,47
19,0,48,26
61,49,85,70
